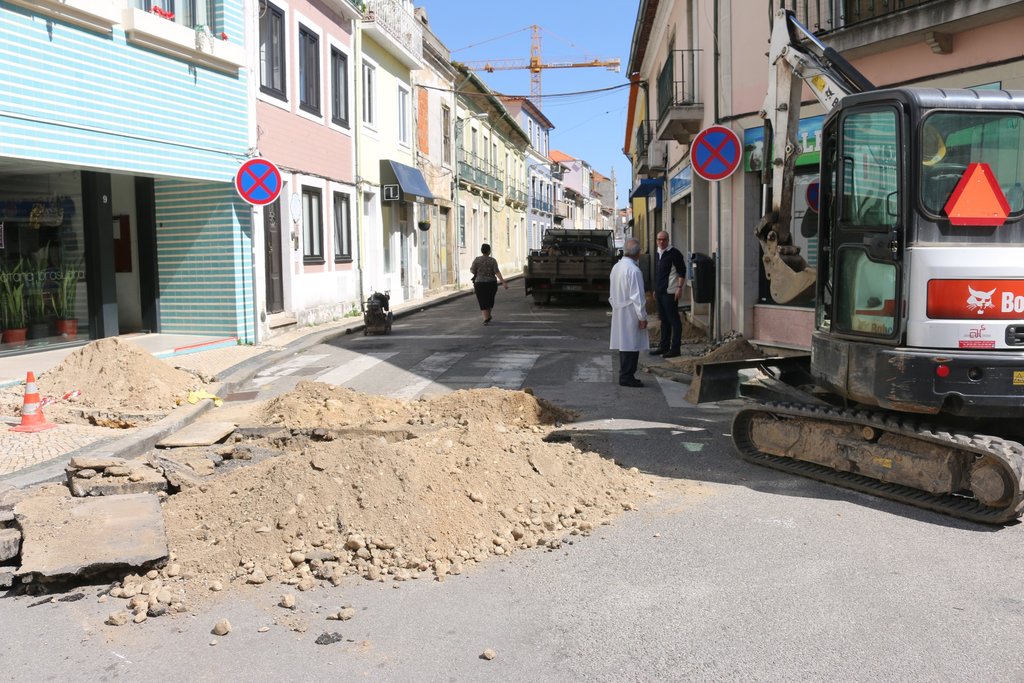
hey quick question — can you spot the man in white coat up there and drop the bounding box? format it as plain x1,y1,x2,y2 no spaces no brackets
609,237,648,387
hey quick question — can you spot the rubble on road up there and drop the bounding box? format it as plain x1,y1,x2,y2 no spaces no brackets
65,456,168,498
666,333,765,377
3,379,654,632
0,337,206,428
14,493,168,579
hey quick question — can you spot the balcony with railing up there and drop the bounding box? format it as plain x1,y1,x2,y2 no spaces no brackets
457,149,503,194
363,0,423,69
531,198,553,214
773,0,1014,54
554,199,569,218
656,49,704,144
506,182,528,207
635,119,656,174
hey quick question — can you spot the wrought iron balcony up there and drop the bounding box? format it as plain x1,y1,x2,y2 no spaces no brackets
635,119,658,174
656,49,704,144
507,183,528,206
364,0,422,68
775,0,946,34
457,149,503,194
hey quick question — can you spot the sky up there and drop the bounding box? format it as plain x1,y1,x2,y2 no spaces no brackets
420,0,639,210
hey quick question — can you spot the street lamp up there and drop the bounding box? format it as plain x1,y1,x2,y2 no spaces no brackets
453,112,489,286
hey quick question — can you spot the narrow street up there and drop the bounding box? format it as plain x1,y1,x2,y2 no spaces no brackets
1,294,1023,681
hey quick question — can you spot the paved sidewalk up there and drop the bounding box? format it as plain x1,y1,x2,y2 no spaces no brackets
0,286,475,489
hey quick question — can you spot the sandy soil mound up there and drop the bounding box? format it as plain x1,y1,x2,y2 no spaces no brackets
669,336,764,376
37,338,201,412
260,380,578,430
109,383,646,612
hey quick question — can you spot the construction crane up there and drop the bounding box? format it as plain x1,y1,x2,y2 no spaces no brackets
460,25,621,109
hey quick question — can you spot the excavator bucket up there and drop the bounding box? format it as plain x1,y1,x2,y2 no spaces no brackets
686,355,813,404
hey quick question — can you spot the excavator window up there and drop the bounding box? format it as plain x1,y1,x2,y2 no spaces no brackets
920,111,1024,217
834,248,897,337
840,110,899,230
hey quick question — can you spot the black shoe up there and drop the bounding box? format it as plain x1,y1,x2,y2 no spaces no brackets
662,350,681,358
619,378,644,387
649,348,666,356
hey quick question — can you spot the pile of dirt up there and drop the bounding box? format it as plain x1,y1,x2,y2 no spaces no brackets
109,383,646,613
647,315,707,347
668,335,765,377
39,338,201,412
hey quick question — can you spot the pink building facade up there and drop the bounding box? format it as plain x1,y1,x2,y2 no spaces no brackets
627,0,1024,350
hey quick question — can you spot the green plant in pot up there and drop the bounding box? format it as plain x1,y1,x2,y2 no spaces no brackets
0,259,27,345
52,257,83,338
25,247,50,339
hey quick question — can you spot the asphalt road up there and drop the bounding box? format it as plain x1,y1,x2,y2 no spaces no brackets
3,289,1024,681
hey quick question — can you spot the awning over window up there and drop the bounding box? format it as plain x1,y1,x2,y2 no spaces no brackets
380,160,434,204
629,178,662,199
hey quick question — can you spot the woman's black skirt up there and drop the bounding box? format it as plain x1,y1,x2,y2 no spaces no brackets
474,281,498,310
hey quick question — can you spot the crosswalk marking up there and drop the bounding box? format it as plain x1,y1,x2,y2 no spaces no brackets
389,352,466,400
254,349,691,411
482,352,541,389
572,354,612,383
253,354,329,386
316,352,399,386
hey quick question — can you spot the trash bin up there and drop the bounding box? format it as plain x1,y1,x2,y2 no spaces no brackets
690,252,715,304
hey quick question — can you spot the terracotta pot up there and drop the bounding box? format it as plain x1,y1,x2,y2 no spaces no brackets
2,328,27,345
55,319,78,338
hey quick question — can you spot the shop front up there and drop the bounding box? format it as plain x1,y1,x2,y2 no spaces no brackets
745,115,824,349
0,170,87,354
0,167,162,357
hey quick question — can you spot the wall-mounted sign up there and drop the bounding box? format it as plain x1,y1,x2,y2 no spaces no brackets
691,125,742,181
235,158,282,206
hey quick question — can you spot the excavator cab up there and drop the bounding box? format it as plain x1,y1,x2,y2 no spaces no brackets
812,88,1024,416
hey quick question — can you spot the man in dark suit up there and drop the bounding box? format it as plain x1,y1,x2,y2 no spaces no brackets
652,230,687,358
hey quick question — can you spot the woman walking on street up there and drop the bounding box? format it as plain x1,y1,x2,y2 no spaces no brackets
471,243,507,325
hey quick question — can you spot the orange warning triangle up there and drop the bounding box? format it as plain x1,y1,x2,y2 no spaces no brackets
943,162,1010,226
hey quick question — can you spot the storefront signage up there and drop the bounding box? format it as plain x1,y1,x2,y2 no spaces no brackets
744,115,824,173
670,165,692,199
383,184,400,201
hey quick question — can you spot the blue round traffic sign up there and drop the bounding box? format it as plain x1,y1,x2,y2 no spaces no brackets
235,158,283,206
691,125,742,181
806,180,820,213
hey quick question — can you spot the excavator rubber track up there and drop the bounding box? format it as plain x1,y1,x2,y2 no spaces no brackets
732,402,1024,524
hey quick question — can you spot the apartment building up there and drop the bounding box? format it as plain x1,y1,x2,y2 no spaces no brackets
0,0,250,355
253,0,361,337
626,0,1024,346
500,96,556,252
453,64,530,284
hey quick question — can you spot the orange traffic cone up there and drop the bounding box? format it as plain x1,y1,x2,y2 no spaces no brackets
10,371,57,433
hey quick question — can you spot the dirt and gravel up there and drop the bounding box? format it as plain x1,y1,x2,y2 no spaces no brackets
4,340,655,630
98,380,652,623
0,338,204,426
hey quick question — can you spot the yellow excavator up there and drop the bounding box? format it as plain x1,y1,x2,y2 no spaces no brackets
691,10,1024,523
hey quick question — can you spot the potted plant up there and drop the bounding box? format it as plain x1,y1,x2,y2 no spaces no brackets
25,248,50,340
417,219,431,231
0,259,27,345
52,257,83,338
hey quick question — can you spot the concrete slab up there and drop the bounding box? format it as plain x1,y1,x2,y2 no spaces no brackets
157,421,237,448
15,493,167,578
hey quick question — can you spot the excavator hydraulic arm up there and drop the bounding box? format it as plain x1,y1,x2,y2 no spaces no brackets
757,9,874,304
